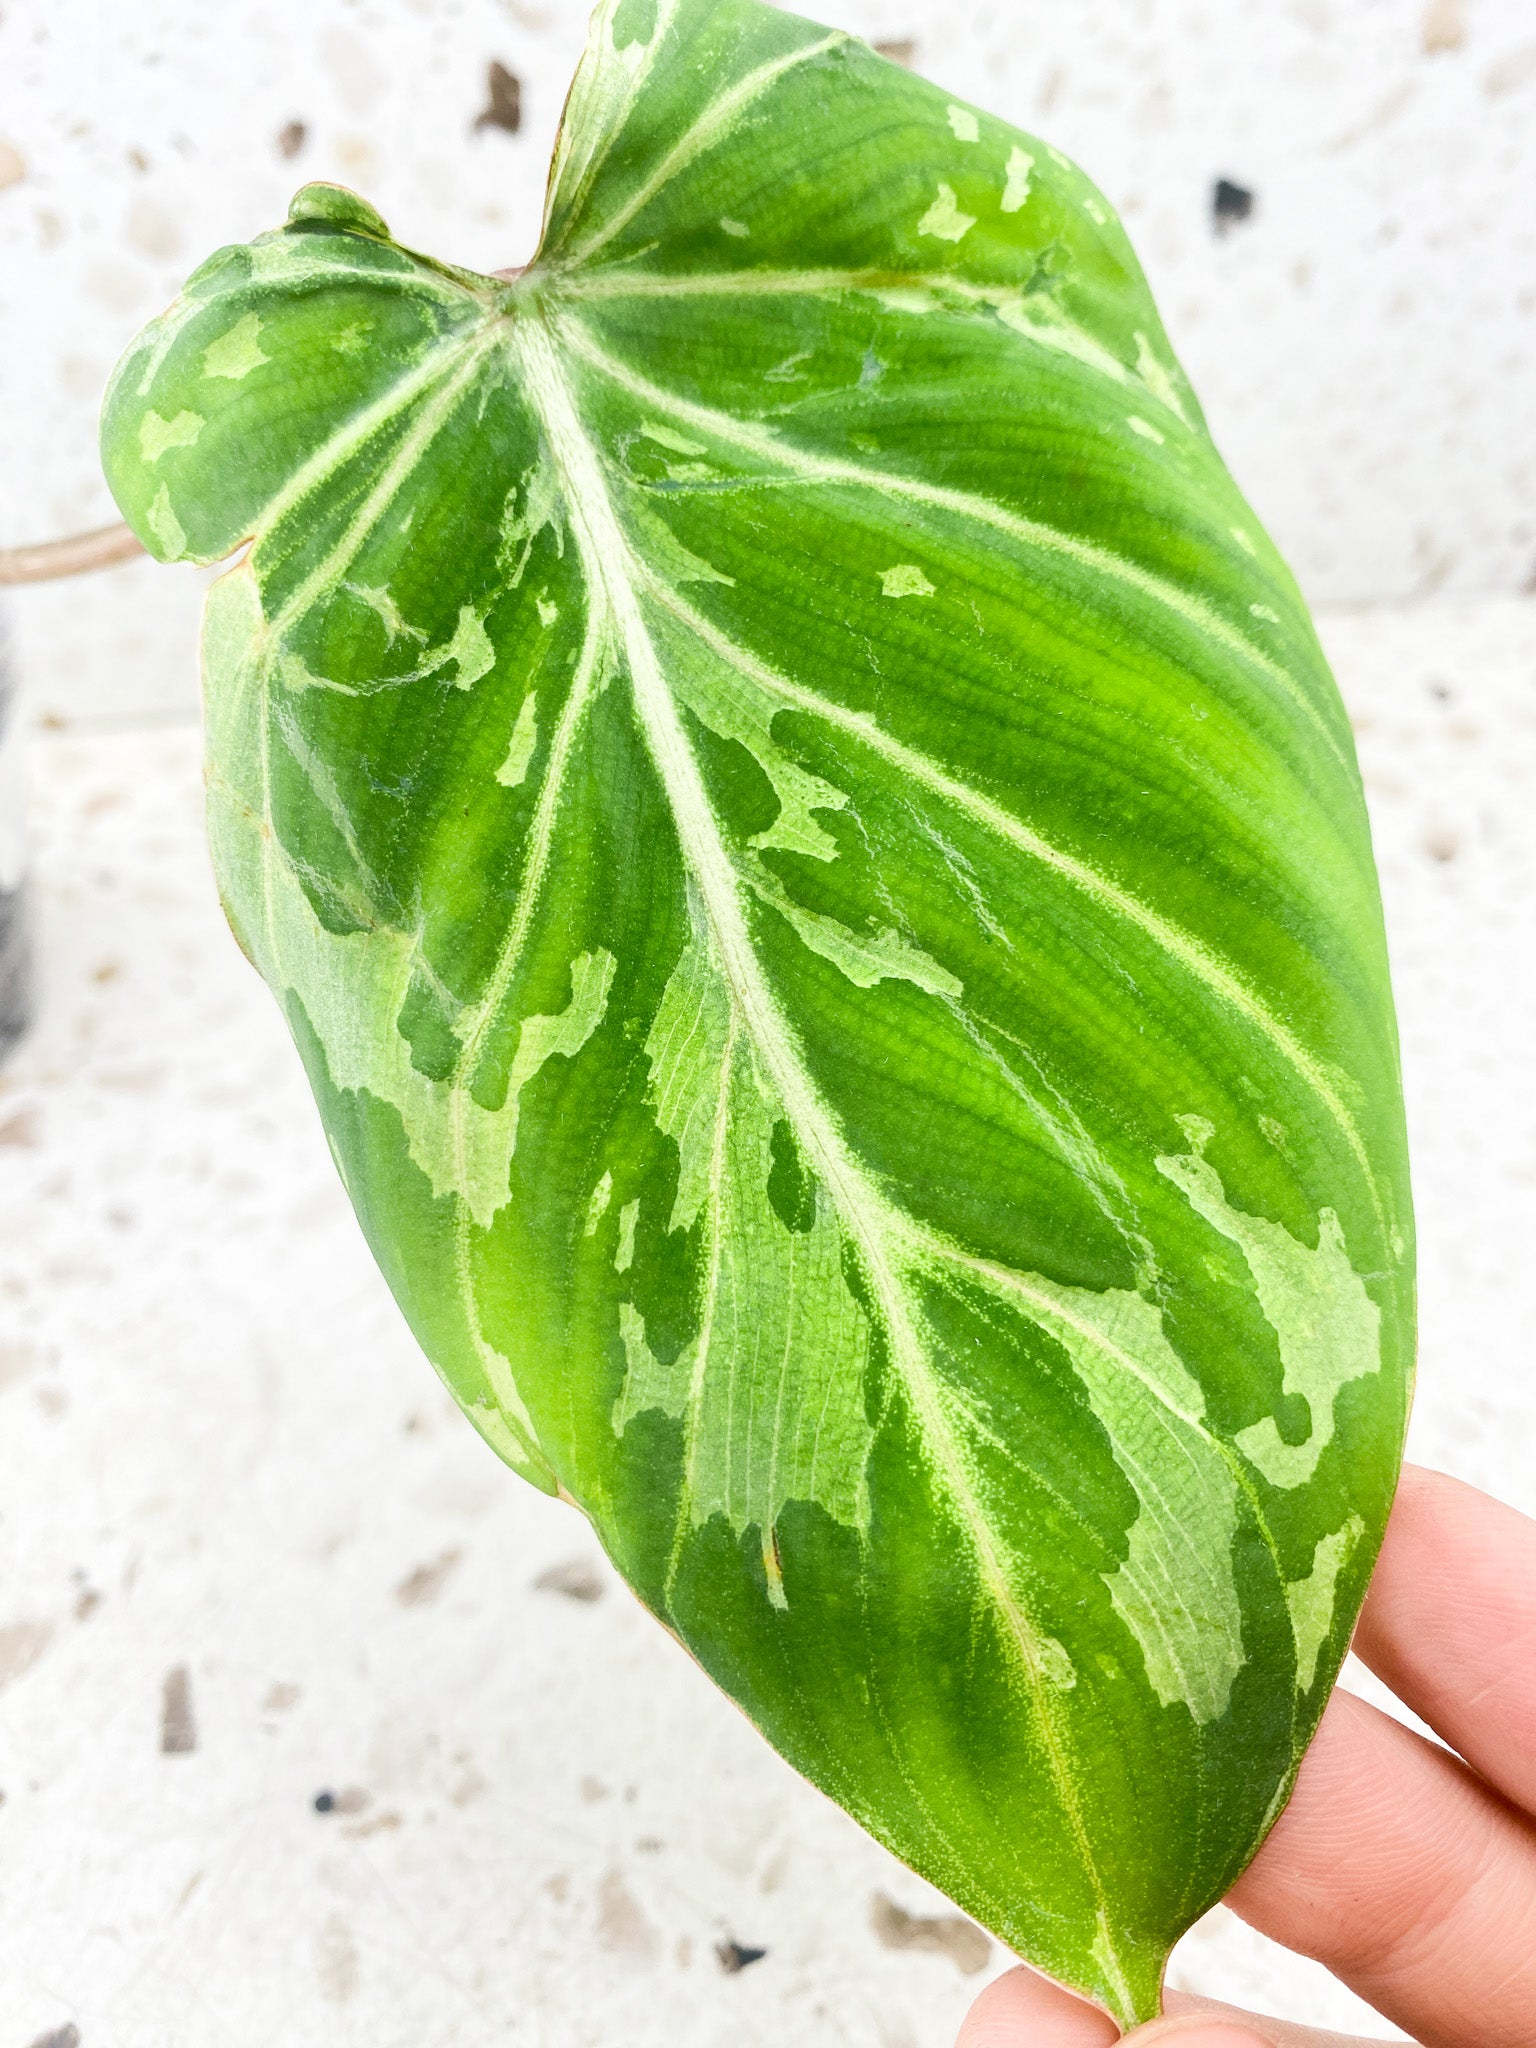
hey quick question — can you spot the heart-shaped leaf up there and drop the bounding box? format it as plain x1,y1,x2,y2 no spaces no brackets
101,0,1413,2021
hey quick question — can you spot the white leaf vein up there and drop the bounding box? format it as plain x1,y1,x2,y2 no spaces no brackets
515,306,1132,1996
553,314,1351,774
637,571,1382,1224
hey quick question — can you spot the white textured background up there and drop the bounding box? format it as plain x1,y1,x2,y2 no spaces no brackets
1,3,1534,2044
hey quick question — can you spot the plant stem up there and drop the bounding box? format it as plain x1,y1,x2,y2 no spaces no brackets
0,521,144,586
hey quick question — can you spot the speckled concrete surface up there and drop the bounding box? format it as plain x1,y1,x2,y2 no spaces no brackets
1,591,1531,2044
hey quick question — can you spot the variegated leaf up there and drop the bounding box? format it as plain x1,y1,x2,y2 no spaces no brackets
100,0,1413,2022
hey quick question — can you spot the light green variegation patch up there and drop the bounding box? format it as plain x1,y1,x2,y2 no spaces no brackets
102,0,1412,2025
1134,331,1194,425
1158,1124,1384,1489
615,908,874,1598
647,602,846,862
1002,145,1034,213
918,182,976,242
202,311,268,380
625,496,737,586
138,408,203,462
347,580,424,644
881,563,936,598
1287,1514,1365,1691
441,605,497,689
999,1270,1245,1726
585,1169,614,1234
146,485,186,556
640,420,709,454
750,869,963,998
1040,1636,1076,1689
498,948,617,1135
500,464,565,585
496,692,541,787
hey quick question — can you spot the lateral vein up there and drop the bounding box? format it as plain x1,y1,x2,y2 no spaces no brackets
557,31,849,270
557,265,1175,415
639,572,1383,1224
552,314,1352,772
260,329,501,651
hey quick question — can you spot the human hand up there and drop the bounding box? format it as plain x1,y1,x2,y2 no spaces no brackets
955,1466,1536,2048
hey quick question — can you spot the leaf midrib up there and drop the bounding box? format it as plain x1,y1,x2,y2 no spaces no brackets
513,305,1134,2003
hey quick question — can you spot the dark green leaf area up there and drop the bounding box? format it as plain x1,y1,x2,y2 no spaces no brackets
664,1420,1186,2010
471,694,665,1122
250,364,528,656
566,11,1149,365
453,786,685,1368
610,496,1372,998
747,909,1134,1288
546,0,821,258
636,1229,1305,1982
625,445,1364,903
765,1118,816,1233
581,291,1243,618
288,182,392,238
259,590,590,1049
628,538,1399,1269
682,708,783,840
898,1268,1304,1886
396,971,463,1084
727,731,1379,1309
102,245,485,566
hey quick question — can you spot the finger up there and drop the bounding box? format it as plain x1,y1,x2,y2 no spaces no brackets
1355,1465,1536,1815
1158,1990,1412,2045
1228,1687,1536,2048
955,1963,1119,2046
954,1969,1406,2047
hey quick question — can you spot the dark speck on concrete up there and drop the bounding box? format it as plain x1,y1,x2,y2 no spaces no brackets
534,1556,605,1602
870,1890,991,1974
313,1785,370,1816
474,60,521,135
28,2025,82,2048
716,1938,769,1973
160,1665,196,1755
1213,178,1255,234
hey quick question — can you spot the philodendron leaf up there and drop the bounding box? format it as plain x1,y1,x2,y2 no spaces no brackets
100,0,1413,2023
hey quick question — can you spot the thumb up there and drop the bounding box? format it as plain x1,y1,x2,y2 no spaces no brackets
954,1965,1120,2047
955,1970,1405,2047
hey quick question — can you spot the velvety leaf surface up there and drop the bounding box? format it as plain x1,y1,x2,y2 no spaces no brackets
101,0,1413,2021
